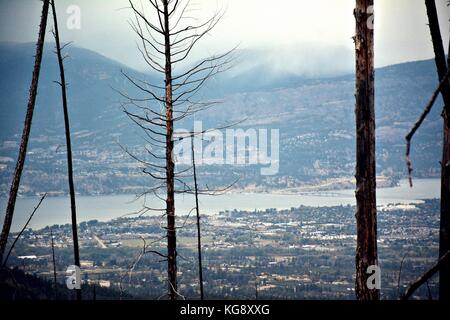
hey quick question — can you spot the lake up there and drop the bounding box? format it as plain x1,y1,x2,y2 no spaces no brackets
0,178,441,231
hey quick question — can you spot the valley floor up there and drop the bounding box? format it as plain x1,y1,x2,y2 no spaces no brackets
4,199,440,300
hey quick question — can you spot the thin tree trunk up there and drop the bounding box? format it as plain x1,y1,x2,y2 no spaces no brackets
0,0,50,264
50,228,58,300
191,136,204,300
443,34,450,303
162,0,177,300
51,0,81,301
425,0,450,301
255,274,258,300
354,0,379,300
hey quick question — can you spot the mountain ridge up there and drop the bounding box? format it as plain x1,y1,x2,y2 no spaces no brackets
0,42,444,196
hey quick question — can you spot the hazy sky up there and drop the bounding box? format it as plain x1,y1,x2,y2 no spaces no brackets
0,0,449,72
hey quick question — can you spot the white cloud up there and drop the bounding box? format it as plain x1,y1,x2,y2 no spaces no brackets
0,0,448,71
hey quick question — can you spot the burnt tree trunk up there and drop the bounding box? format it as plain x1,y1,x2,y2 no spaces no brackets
354,0,379,300
51,0,81,300
192,136,204,300
425,0,450,302
162,0,177,300
0,0,50,264
443,36,450,303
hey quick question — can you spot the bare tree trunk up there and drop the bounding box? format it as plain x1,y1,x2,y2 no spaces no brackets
162,0,177,300
443,36,450,303
424,0,450,302
354,0,379,300
255,274,259,300
125,0,232,300
51,0,81,300
0,0,50,264
50,228,58,300
191,136,204,300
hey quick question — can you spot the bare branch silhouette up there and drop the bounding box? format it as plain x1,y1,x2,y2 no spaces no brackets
2,193,47,268
405,68,450,187
402,251,450,300
120,0,236,300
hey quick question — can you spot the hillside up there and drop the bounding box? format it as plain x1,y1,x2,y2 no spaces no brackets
0,267,126,300
0,42,444,196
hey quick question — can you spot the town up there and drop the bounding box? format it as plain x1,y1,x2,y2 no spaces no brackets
8,199,440,300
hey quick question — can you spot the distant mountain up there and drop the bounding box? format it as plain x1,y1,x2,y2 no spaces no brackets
0,42,159,142
0,42,444,195
0,43,353,140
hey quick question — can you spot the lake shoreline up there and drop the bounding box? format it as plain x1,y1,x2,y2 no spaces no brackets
0,174,403,200
0,178,441,232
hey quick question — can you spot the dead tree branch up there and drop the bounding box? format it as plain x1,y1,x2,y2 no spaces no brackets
405,68,450,187
2,193,47,268
401,251,450,300
424,0,450,301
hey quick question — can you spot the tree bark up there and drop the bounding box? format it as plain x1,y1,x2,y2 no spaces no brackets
162,0,177,300
424,0,450,302
51,0,81,301
354,0,379,300
425,0,450,302
0,0,50,265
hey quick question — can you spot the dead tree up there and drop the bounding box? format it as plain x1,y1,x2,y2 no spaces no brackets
191,136,204,300
354,0,379,300
444,30,450,302
406,69,450,186
0,0,50,265
425,0,450,301
407,0,450,301
50,0,82,300
120,0,233,300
